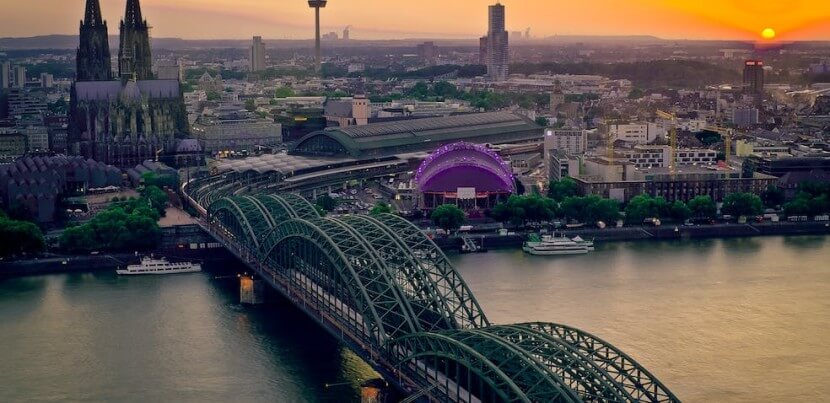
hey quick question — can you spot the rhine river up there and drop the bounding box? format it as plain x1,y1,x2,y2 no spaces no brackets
1,235,829,402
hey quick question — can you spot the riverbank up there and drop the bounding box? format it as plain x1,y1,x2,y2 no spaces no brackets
0,224,235,278
434,221,830,252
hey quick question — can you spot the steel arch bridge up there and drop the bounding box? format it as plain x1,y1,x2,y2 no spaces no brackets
204,193,680,403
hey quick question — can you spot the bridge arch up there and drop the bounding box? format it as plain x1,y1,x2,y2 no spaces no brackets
391,331,581,403
208,196,270,249
260,217,423,345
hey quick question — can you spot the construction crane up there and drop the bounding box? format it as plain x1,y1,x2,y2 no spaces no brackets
656,110,678,175
705,125,735,165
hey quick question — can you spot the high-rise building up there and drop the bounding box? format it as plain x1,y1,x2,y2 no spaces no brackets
76,0,113,82
417,42,437,65
743,60,765,95
485,3,509,81
250,36,267,72
119,0,153,80
40,73,54,88
14,66,26,88
479,36,489,65
1,62,10,89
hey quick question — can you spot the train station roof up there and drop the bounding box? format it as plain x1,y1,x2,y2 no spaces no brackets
291,112,542,158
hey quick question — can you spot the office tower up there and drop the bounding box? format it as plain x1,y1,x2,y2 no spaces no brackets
308,1,328,72
77,0,113,81
343,26,351,41
250,36,267,72
743,60,765,95
417,42,437,65
486,3,509,81
479,36,489,65
1,62,9,89
119,0,153,80
14,66,26,88
40,73,54,88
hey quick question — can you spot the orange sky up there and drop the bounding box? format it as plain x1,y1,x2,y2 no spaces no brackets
2,0,829,41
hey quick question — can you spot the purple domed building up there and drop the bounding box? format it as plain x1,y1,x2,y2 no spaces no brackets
415,142,515,212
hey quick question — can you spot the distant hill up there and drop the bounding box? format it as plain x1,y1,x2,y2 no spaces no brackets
0,34,668,51
2,34,826,51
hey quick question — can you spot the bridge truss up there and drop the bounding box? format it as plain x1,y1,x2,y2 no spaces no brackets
203,192,680,403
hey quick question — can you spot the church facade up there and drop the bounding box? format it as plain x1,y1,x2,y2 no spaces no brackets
69,0,189,168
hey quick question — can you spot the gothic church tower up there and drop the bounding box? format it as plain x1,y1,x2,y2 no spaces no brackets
119,0,153,80
76,0,113,81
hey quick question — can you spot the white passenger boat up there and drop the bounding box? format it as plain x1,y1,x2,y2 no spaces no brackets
523,234,590,256
571,235,595,250
117,256,201,275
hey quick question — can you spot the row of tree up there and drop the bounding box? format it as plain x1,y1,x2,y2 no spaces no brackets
487,178,772,227
59,186,168,252
782,182,830,217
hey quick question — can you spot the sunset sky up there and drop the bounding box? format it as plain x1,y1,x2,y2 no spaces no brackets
2,0,829,41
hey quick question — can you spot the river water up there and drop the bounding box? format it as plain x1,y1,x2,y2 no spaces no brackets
1,235,828,402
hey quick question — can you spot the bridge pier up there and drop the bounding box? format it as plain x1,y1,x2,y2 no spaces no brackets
240,275,265,305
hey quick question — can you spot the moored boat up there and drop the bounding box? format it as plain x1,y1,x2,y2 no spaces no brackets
117,256,201,275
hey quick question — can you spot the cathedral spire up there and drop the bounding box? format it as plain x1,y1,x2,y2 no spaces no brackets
119,0,153,80
123,0,145,28
83,0,104,27
76,0,112,81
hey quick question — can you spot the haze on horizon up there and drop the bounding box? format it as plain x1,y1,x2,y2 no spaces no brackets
2,0,830,42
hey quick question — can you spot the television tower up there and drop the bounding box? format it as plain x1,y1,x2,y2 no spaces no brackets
308,1,327,73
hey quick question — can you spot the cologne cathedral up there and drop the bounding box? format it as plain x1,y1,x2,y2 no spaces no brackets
69,0,189,168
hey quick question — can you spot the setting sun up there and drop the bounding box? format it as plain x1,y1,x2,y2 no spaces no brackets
761,27,777,39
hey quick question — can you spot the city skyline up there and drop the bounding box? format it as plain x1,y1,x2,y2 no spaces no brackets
2,0,830,42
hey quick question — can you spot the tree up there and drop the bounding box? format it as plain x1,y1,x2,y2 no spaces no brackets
624,195,669,223
370,202,393,216
315,194,338,212
783,196,811,216
142,172,177,189
584,197,621,224
722,192,763,217
669,200,692,222
0,217,45,256
760,185,785,209
547,178,578,201
535,117,550,127
274,86,295,98
59,202,162,252
688,195,717,219
206,90,221,101
141,185,169,217
431,204,465,232
244,98,257,112
433,81,459,98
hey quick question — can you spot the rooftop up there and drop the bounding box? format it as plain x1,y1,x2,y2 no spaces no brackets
292,112,542,158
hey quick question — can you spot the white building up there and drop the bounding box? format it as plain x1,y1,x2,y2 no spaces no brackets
619,145,718,168
544,128,587,156
610,123,666,144
250,36,266,72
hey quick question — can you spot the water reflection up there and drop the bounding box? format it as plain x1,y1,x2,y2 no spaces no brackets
451,235,830,402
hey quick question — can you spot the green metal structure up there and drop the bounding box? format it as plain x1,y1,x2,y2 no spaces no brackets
203,192,680,402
